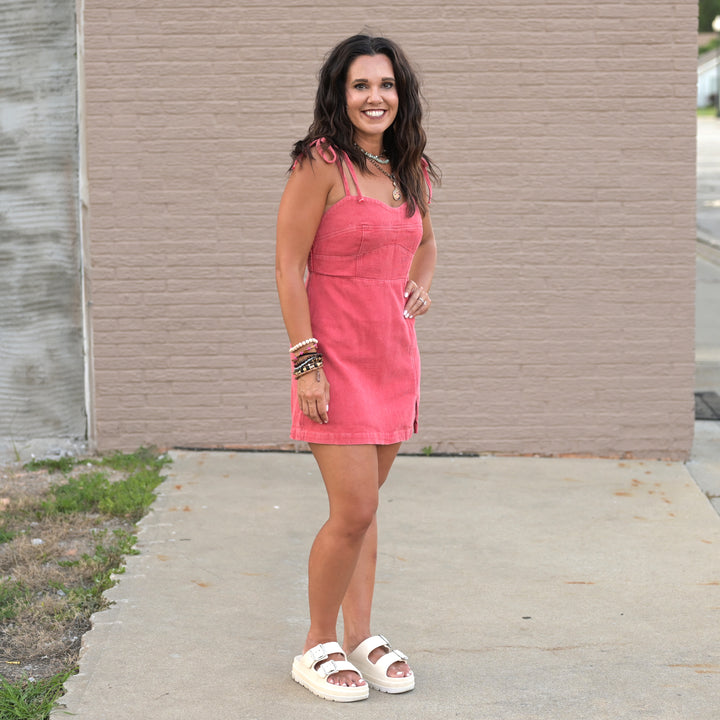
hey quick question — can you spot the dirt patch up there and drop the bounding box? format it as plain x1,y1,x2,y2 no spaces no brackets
0,460,149,684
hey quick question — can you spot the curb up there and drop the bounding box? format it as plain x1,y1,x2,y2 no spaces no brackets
697,230,720,265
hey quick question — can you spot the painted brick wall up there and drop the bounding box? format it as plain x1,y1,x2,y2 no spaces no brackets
83,1,697,459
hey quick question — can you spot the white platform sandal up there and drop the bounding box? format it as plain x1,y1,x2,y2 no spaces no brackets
347,634,415,694
291,642,369,702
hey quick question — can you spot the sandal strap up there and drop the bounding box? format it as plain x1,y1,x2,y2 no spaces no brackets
352,634,391,659
300,641,346,669
352,635,409,676
372,648,408,675
315,659,363,679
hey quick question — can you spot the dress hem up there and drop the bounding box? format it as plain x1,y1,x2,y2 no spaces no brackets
289,427,415,445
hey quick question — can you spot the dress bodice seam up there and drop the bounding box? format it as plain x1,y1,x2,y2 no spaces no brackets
324,194,409,216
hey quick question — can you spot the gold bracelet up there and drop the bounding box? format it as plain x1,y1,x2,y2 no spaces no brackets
293,356,323,378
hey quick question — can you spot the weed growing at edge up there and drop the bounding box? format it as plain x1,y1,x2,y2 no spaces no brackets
0,669,74,720
38,448,171,522
21,457,76,474
45,528,140,620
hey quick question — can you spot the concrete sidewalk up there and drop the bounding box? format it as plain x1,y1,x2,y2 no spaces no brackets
53,449,720,720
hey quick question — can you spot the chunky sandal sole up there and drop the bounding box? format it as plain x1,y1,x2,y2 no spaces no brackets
348,635,415,694
291,658,369,702
291,642,369,703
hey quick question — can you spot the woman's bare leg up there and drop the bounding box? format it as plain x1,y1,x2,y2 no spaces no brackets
304,443,379,686
342,443,411,678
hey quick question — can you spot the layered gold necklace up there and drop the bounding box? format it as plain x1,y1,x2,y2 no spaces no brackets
367,158,402,201
355,144,401,201
354,142,390,164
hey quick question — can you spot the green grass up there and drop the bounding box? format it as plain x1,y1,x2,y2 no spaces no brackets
0,582,32,622
21,457,77,474
699,106,719,117
41,470,160,521
0,527,16,544
47,529,140,620
2,447,170,719
0,529,139,632
82,528,139,597
0,670,74,720
38,448,170,522
24,447,169,475
700,37,720,56
98,446,166,472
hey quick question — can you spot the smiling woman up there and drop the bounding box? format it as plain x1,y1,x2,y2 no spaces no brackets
275,34,439,703
345,55,398,144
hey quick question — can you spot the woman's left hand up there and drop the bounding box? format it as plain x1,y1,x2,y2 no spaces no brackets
403,280,431,319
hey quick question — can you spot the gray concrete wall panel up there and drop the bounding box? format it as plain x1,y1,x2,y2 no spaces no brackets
0,0,86,453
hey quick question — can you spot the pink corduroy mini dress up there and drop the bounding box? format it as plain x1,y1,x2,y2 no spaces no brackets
290,143,431,445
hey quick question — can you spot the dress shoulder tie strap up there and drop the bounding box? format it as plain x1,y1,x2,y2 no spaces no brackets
340,151,364,200
308,139,363,200
310,137,337,164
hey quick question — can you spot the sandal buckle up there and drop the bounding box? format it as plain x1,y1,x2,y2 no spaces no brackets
318,659,338,678
308,644,329,664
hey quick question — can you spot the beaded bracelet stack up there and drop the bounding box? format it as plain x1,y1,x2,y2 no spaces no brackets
290,337,323,379
289,337,318,354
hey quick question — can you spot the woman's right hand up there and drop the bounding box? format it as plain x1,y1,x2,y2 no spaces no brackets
297,367,330,424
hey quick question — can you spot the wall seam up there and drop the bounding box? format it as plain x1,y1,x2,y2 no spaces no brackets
76,0,96,452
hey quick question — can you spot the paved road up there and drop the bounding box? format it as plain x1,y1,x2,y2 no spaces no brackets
696,117,720,398
697,116,720,248
697,256,720,393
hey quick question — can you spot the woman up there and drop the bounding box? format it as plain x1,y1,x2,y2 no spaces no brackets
275,34,438,703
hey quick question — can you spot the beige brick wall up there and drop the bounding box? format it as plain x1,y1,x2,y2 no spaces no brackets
83,1,697,459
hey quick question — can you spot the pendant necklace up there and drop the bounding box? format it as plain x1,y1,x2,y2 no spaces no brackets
367,157,402,201
354,142,390,165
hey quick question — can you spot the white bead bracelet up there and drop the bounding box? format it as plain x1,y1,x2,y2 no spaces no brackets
289,337,318,353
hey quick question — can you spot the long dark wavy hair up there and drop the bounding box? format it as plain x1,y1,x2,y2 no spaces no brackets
291,34,439,217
